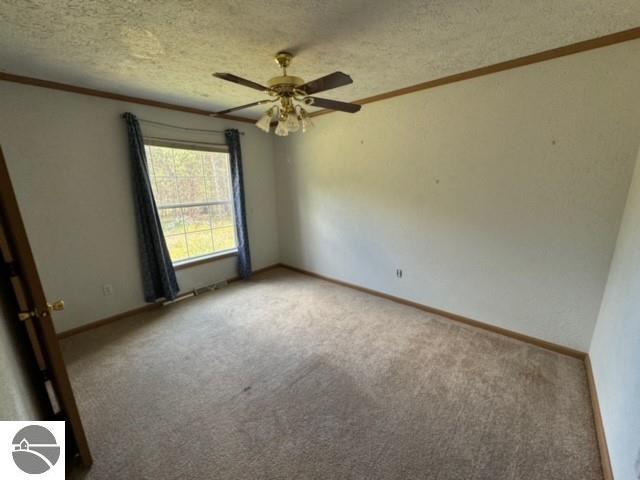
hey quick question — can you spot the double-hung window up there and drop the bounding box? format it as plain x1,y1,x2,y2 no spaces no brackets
144,140,237,267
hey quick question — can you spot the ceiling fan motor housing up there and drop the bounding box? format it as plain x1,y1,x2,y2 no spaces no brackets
269,51,305,95
267,75,305,92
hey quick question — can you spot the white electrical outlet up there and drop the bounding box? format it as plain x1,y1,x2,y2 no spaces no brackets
396,269,403,278
103,284,114,296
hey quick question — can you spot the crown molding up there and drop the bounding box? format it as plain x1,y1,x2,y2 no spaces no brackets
310,26,640,118
1,26,638,126
0,72,256,124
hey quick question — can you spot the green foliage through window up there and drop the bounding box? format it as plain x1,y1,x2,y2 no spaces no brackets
145,144,237,263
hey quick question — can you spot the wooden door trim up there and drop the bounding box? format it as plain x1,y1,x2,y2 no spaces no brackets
0,147,92,466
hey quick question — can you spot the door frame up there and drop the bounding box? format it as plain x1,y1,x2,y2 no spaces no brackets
0,145,92,467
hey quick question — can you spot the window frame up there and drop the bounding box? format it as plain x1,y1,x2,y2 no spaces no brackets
143,138,238,269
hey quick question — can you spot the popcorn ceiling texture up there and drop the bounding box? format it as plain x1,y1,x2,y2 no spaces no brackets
0,0,639,118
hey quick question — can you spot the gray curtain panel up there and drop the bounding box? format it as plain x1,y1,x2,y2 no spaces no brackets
225,129,252,279
122,112,180,302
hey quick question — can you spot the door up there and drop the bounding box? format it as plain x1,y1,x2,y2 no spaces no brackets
0,146,92,467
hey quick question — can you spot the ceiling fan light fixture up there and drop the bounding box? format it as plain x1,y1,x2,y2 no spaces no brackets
212,52,360,135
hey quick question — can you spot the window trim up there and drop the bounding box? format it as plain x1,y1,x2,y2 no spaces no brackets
144,137,229,154
144,139,238,269
173,250,238,270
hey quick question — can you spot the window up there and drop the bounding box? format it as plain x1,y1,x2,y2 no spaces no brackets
144,141,237,266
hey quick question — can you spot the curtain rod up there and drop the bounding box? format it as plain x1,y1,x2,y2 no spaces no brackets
144,136,228,148
138,118,245,135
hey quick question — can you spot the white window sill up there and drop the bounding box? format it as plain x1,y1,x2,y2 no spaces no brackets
173,250,238,270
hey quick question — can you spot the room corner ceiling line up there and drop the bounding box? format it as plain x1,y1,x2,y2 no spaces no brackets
310,26,640,118
0,72,255,124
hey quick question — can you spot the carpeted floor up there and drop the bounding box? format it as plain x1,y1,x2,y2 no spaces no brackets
62,267,602,479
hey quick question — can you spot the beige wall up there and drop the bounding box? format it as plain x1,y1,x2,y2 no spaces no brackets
0,82,279,333
275,39,640,351
1,40,638,352
589,142,640,480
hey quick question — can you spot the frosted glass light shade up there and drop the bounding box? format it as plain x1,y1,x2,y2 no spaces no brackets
297,107,314,133
285,113,299,132
255,110,272,133
275,120,289,136
301,115,314,133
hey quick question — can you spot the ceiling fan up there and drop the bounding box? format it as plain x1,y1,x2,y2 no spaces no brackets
211,52,361,136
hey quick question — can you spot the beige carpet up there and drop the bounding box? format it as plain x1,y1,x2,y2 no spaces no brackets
62,267,602,479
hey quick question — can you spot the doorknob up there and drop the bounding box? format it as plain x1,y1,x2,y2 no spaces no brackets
47,299,65,312
18,300,64,321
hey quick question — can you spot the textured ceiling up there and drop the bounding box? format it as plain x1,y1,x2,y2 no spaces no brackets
0,0,639,119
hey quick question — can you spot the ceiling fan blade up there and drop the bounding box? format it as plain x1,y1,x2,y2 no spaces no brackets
212,73,269,92
306,97,361,113
212,99,273,116
299,72,353,95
